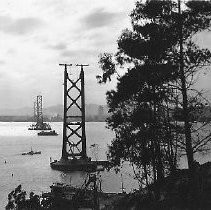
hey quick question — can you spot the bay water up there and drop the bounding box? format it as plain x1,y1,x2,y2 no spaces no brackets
0,122,139,208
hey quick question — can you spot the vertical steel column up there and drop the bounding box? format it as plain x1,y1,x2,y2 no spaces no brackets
34,101,37,122
36,95,43,128
80,67,87,158
60,64,72,160
77,64,89,159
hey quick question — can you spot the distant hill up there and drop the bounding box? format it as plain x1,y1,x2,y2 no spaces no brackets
0,107,33,116
0,104,108,118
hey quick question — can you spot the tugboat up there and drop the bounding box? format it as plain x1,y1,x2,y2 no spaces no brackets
37,130,58,136
22,147,41,155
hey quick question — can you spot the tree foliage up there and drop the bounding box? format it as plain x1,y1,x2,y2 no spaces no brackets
5,185,49,210
98,0,211,187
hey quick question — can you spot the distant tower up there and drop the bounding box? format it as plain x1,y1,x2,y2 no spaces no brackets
36,95,44,129
28,95,51,130
33,101,37,122
98,105,104,117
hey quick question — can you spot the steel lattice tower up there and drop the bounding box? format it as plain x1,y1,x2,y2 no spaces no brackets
50,63,109,171
33,101,37,122
60,63,88,160
28,95,51,130
36,95,43,128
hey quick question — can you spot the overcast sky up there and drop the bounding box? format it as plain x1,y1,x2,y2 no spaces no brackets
0,0,211,110
0,0,135,109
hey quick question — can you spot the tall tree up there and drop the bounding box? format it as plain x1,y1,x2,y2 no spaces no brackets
98,0,211,186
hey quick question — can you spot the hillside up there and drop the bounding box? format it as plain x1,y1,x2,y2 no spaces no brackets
0,104,109,122
0,104,108,117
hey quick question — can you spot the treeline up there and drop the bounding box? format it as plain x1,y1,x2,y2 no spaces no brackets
98,0,211,207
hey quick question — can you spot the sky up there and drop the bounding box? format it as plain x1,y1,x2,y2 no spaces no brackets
0,0,211,110
0,0,135,109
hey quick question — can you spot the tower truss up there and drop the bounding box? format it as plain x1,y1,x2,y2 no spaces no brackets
61,63,88,160
50,63,109,172
33,101,37,122
36,95,44,129
28,95,51,130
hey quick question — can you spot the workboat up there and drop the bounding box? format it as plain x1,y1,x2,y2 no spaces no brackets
22,147,41,155
38,130,58,136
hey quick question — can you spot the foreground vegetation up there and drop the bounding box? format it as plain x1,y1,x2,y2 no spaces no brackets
98,0,211,209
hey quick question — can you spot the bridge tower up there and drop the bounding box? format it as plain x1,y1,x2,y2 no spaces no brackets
50,63,109,172
33,101,37,122
28,95,51,130
36,95,44,129
60,63,88,160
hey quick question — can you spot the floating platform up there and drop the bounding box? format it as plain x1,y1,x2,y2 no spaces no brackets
38,130,58,136
50,158,109,172
28,123,52,130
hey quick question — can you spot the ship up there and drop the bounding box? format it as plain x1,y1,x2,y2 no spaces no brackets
22,147,41,155
37,130,58,136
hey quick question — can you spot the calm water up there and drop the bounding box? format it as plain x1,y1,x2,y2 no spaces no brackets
0,122,139,208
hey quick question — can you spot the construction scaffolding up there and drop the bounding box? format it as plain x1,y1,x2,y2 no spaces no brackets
28,95,51,130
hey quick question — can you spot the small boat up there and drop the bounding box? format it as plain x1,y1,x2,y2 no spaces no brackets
22,147,41,155
38,130,58,136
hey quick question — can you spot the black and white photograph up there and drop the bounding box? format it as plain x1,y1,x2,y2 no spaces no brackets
1,0,211,209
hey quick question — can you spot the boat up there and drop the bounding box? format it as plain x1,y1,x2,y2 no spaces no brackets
22,147,41,155
37,130,58,136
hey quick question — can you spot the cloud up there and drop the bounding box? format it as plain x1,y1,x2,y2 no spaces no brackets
0,15,44,35
0,60,5,65
48,42,67,50
81,8,123,30
61,49,97,58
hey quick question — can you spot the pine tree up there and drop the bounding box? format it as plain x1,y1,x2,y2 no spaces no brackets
98,0,211,188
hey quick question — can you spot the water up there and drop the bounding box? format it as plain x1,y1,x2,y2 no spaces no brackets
0,122,139,208
1,122,210,208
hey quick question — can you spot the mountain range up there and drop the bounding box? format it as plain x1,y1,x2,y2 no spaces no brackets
0,104,108,117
